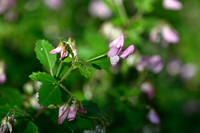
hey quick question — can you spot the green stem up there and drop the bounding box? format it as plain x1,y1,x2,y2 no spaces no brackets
86,53,107,62
59,65,74,83
59,83,78,100
56,61,63,77
50,69,53,76
114,0,129,25
6,109,32,120
34,107,48,119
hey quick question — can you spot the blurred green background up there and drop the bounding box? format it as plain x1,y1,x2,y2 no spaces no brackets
0,0,200,132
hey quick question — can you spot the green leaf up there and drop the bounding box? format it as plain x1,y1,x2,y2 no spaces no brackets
125,89,141,97
58,37,66,42
29,72,57,84
0,87,23,106
90,56,110,69
78,65,94,79
63,57,73,63
38,84,62,106
67,44,74,58
22,121,39,133
35,40,57,70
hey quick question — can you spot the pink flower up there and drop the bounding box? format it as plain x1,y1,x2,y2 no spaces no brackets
49,42,67,61
89,0,112,20
0,60,6,84
58,101,86,124
50,40,78,61
149,55,164,73
58,103,76,124
147,109,160,125
136,55,163,73
0,0,15,14
44,0,62,10
162,26,179,44
107,33,134,66
140,82,154,99
163,0,182,10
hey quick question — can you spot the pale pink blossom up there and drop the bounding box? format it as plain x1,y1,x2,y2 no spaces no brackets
180,63,197,80
136,55,163,73
107,33,134,66
50,40,78,61
163,0,182,10
147,109,160,125
89,0,112,20
162,26,179,43
149,55,164,73
150,25,179,46
58,101,86,124
0,0,15,14
166,59,182,76
140,82,154,99
44,0,62,10
49,42,67,61
0,60,6,84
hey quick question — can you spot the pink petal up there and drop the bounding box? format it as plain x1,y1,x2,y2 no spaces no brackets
89,0,112,19
119,45,134,59
58,105,69,125
140,82,154,99
44,0,62,10
107,47,121,57
0,72,6,84
163,0,182,10
67,106,77,121
109,33,124,48
162,27,179,43
110,55,120,67
147,109,160,125
49,47,62,54
150,55,164,73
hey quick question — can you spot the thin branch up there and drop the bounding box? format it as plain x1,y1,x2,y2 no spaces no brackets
86,53,107,62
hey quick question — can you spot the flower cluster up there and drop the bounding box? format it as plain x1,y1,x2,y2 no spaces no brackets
0,114,16,133
50,38,78,61
166,59,197,80
107,33,134,66
58,100,87,124
136,55,163,73
150,24,179,47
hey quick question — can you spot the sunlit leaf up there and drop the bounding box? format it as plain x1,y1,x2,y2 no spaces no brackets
35,40,57,70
